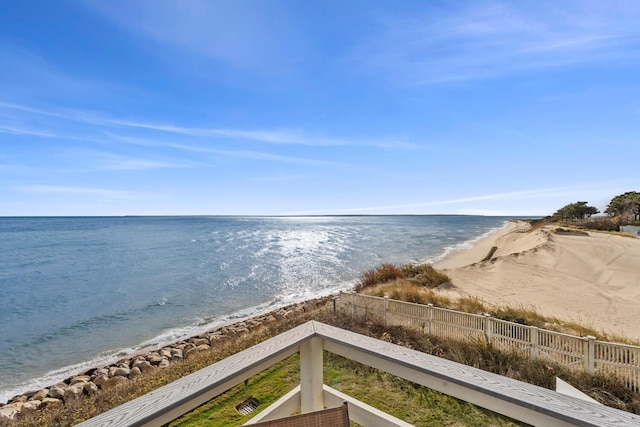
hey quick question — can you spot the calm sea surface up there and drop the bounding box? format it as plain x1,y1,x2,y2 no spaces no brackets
0,215,510,402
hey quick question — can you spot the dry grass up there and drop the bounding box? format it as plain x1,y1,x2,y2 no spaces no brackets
355,263,450,292
334,313,640,414
6,307,335,427
7,300,640,426
355,263,405,291
361,280,639,344
6,244,640,427
362,281,488,314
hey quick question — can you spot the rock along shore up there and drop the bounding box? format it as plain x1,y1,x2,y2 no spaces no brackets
0,297,332,422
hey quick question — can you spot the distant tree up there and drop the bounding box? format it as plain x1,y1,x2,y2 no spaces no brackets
605,191,640,221
553,201,599,221
573,201,600,219
553,205,571,221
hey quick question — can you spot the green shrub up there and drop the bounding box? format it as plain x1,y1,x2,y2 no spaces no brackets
490,308,529,325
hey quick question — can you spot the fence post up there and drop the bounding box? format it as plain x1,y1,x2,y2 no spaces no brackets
584,336,596,375
427,304,433,336
351,291,356,320
530,326,539,360
484,314,492,344
384,296,389,326
332,296,337,314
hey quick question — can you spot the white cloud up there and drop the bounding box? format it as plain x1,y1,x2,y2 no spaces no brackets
288,182,631,215
0,101,417,149
307,187,557,214
75,151,199,171
246,174,306,183
14,185,152,199
79,0,298,70
106,124,417,149
0,124,58,138
98,116,418,148
356,1,640,85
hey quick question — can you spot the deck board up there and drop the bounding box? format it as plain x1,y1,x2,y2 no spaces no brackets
314,321,640,427
78,321,640,427
77,322,315,427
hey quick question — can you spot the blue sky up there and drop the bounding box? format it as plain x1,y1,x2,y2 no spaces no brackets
1,0,639,216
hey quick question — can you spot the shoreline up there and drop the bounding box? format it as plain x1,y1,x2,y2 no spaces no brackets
0,220,511,417
0,297,332,420
0,217,508,412
435,221,640,341
0,294,343,406
433,220,524,269
0,220,521,413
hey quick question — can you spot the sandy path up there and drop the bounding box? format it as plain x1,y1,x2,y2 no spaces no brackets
434,221,640,341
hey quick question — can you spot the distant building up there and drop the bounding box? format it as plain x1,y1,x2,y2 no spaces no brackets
620,225,640,237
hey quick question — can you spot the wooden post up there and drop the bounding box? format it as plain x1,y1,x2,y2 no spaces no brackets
584,336,596,375
300,337,324,413
351,292,356,320
484,314,492,344
384,296,389,326
427,304,433,336
529,326,539,360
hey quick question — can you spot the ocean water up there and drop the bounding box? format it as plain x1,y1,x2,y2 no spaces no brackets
0,215,509,402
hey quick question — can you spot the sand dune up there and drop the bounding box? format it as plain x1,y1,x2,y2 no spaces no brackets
435,221,640,341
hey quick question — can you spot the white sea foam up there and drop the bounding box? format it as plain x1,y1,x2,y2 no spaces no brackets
0,287,343,404
0,348,138,404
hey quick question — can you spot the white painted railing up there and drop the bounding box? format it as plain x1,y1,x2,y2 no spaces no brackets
78,321,640,426
337,292,640,393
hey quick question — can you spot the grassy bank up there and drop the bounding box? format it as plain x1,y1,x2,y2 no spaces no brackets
169,352,525,427
358,264,639,344
8,264,640,426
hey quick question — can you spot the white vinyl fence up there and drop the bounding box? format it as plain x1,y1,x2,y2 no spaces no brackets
337,292,640,393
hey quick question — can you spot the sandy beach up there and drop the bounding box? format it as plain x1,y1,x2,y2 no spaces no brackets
434,221,640,341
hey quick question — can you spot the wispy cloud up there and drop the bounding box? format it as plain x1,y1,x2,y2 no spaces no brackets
357,1,640,84
79,0,299,71
106,124,416,149
0,124,58,138
98,133,349,167
317,188,558,214
290,183,622,215
14,185,152,200
74,150,199,171
208,148,348,167
246,174,306,183
0,42,138,101
0,101,416,149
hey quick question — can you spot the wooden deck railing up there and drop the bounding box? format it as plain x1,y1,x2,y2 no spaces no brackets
77,321,639,426
337,292,640,392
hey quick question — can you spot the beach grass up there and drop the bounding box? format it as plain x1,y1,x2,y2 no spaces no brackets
355,263,450,292
366,281,639,344
359,264,640,345
9,286,640,426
